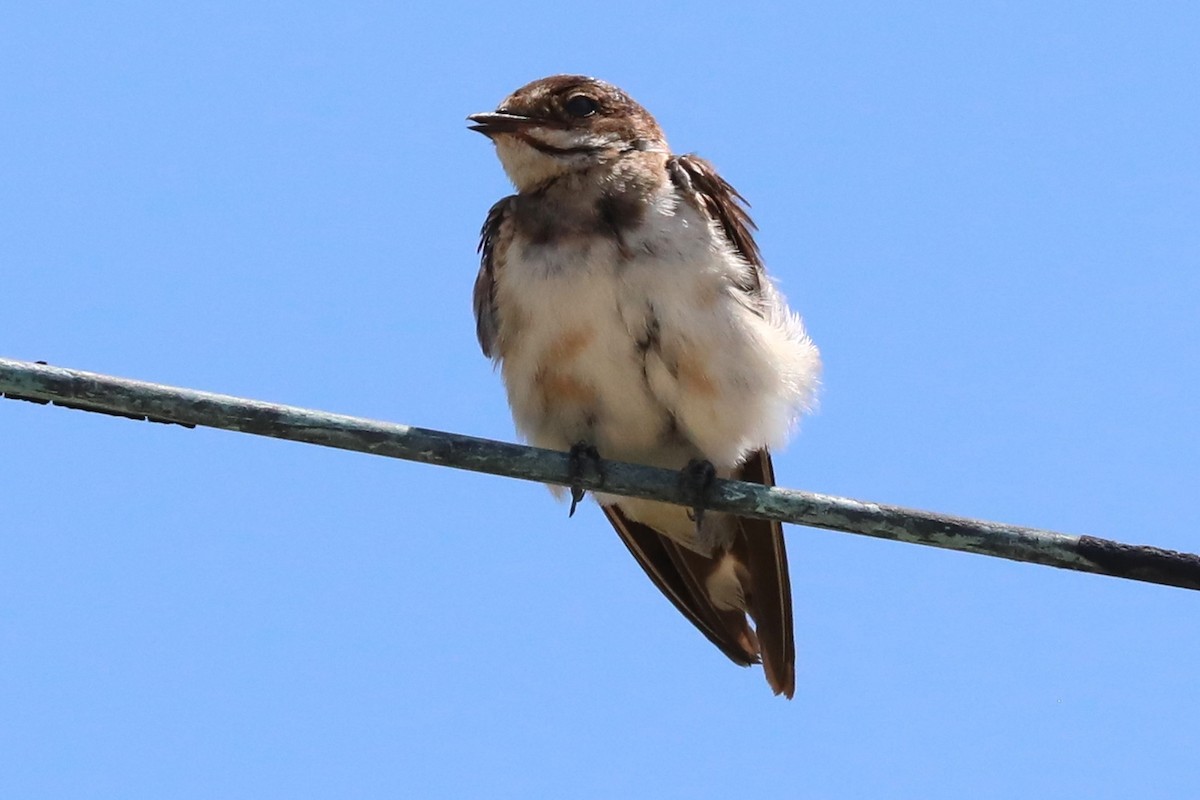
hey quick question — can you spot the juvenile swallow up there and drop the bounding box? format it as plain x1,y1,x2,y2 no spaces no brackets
469,75,820,697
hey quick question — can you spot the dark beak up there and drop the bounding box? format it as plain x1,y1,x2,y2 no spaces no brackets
467,111,535,137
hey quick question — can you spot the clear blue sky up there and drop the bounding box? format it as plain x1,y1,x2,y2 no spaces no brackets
2,3,1198,797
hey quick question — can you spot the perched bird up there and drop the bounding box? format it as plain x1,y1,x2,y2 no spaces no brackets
468,75,820,697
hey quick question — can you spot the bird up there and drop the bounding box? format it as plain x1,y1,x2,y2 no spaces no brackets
468,75,820,697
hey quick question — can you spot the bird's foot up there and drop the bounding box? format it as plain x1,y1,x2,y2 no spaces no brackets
567,442,603,518
680,458,717,534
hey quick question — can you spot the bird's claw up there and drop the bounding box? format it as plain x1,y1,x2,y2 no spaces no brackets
567,442,602,518
569,485,585,517
680,458,717,534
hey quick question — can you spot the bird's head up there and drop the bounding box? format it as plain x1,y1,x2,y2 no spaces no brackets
468,75,667,193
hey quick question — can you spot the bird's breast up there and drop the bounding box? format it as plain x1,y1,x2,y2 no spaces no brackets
493,227,687,465
492,192,817,475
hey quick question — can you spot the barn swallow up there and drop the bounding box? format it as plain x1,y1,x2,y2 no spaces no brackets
469,75,820,697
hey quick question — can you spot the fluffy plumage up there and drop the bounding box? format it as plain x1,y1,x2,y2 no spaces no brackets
471,75,820,697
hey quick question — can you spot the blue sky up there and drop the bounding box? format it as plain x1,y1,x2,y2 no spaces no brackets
2,2,1198,797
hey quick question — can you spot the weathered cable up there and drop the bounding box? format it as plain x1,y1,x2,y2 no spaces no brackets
2,356,1197,591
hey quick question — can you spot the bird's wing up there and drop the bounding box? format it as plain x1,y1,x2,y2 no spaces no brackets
668,155,796,696
731,448,795,698
473,196,515,359
602,449,795,696
602,504,760,668
667,153,767,298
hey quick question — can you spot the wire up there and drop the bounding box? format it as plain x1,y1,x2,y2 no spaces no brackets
2,356,1197,591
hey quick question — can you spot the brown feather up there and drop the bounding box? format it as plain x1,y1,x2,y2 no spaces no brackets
666,156,796,694
733,450,796,698
602,505,758,667
474,196,514,358
667,154,767,299
602,450,795,697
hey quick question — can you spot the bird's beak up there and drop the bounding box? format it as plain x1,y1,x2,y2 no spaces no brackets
467,111,536,137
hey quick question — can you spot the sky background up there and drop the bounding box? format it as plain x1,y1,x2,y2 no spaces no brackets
2,2,1198,797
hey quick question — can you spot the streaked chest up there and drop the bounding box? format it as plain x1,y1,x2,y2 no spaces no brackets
493,191,732,371
491,191,741,449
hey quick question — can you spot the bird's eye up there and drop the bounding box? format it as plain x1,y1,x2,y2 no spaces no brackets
564,95,599,118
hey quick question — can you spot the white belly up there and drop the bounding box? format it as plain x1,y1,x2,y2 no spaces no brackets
492,200,820,473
